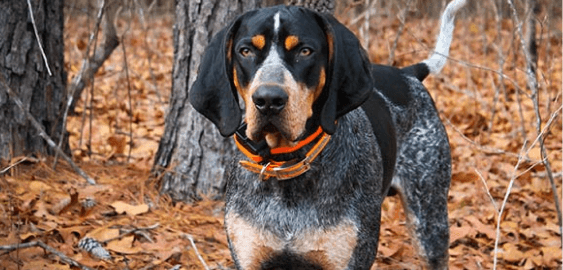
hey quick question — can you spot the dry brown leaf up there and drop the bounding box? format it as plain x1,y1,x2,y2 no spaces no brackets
106,235,142,254
449,245,466,257
523,258,536,269
452,171,479,183
499,243,525,263
25,260,72,270
108,135,127,154
86,227,120,242
111,201,149,216
464,216,496,240
140,238,184,262
28,180,53,192
541,246,561,266
19,232,39,241
450,225,476,243
524,249,543,267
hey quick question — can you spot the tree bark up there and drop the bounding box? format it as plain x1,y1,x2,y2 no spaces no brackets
152,0,260,201
0,0,68,163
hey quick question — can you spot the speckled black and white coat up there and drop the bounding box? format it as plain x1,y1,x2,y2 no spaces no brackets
226,108,382,269
224,64,451,270
189,1,467,269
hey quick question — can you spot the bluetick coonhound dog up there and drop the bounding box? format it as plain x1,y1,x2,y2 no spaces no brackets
189,0,466,269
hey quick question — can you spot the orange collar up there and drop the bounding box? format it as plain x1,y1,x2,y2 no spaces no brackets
234,127,331,181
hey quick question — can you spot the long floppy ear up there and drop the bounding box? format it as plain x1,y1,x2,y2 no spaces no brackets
315,13,373,134
188,15,248,137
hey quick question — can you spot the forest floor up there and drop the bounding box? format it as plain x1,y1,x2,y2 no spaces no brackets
0,8,561,270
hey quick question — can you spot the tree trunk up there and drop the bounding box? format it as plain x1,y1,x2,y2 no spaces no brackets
0,0,68,163
152,0,260,202
153,0,335,202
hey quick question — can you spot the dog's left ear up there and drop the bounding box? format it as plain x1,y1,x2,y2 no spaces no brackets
189,14,251,137
314,13,373,134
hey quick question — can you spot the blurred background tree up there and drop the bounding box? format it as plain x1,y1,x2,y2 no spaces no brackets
0,0,68,164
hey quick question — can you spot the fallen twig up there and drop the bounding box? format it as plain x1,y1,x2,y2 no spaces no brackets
102,223,160,244
0,74,96,185
184,234,210,270
0,156,38,174
0,241,94,270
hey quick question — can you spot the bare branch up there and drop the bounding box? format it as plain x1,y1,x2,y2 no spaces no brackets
120,31,134,163
67,0,120,113
475,168,499,213
506,0,562,237
388,0,412,65
493,142,527,270
55,0,116,168
26,0,52,76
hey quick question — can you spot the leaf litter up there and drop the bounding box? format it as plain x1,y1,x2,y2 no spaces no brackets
0,9,561,270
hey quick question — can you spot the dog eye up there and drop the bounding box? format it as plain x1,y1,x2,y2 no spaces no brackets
239,47,253,57
299,47,312,57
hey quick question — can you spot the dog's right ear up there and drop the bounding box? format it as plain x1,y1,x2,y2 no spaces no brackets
189,14,249,137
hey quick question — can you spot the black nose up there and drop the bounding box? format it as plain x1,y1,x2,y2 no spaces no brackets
252,86,288,115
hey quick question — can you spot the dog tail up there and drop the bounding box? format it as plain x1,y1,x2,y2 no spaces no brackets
422,0,466,74
403,0,466,81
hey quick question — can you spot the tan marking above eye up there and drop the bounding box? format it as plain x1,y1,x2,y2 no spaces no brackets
285,35,299,51
251,35,266,50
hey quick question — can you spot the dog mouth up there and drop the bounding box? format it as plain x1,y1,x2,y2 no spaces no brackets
248,121,301,148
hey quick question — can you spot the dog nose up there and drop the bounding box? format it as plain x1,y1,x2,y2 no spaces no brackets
252,86,288,115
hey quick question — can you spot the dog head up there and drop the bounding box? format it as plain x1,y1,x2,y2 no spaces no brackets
189,6,373,148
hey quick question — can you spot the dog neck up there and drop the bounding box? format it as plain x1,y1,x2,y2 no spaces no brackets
234,124,331,181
